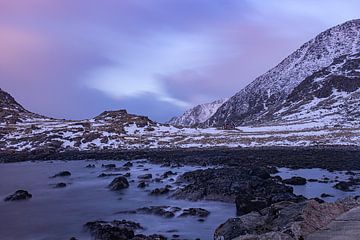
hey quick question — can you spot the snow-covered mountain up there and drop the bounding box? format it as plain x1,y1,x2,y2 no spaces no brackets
206,19,360,127
168,98,227,126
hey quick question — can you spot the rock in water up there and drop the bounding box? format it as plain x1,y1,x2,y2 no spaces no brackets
179,208,210,218
50,171,71,178
4,190,32,201
138,174,152,180
85,220,140,240
283,176,307,185
85,220,167,240
54,182,67,188
109,177,129,191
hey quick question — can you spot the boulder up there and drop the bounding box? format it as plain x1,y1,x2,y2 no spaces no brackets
4,190,32,201
109,177,129,191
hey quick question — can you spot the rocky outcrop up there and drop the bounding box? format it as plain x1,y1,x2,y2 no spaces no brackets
4,190,32,201
214,196,360,240
172,168,304,211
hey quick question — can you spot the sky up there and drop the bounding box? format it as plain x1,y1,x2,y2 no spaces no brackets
0,1,359,122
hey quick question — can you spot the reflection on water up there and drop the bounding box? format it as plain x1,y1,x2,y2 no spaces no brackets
0,160,235,240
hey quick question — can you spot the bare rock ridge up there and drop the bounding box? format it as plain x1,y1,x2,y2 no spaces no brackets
0,88,46,124
205,19,360,127
168,98,227,127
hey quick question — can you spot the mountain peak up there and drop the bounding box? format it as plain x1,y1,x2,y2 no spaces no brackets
205,19,360,127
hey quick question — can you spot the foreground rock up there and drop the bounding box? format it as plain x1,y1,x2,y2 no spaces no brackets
85,220,166,240
4,190,32,201
109,177,129,191
214,196,360,240
172,167,304,214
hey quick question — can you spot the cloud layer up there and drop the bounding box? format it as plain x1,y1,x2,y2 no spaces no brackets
0,0,359,121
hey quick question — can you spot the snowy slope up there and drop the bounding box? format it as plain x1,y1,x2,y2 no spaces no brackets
168,98,227,126
206,19,360,127
271,52,360,126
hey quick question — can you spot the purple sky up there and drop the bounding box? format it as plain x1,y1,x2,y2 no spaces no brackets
1,1,359,122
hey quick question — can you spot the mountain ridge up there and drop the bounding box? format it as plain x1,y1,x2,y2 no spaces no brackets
205,19,360,127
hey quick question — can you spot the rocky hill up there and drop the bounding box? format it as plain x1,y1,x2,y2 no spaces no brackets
205,19,360,127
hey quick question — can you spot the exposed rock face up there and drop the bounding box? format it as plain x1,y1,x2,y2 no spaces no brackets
214,197,360,240
109,177,130,191
168,98,227,127
4,190,32,201
206,19,360,127
172,168,304,209
0,88,46,124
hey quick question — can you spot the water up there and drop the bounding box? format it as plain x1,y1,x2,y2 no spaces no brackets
275,167,360,201
0,160,235,240
2,161,359,240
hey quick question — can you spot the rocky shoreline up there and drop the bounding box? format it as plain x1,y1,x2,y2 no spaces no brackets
1,147,360,239
2,146,360,171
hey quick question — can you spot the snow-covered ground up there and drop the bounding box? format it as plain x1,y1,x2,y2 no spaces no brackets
2,114,360,152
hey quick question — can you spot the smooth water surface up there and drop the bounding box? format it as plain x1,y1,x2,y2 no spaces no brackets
0,160,235,240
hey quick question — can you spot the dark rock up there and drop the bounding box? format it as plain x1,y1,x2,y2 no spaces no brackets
162,171,176,179
123,162,133,167
102,163,116,169
98,173,122,178
172,167,303,206
132,234,167,240
109,177,129,191
137,182,147,188
150,186,171,195
50,171,71,178
333,181,354,192
84,220,142,240
54,182,67,188
321,193,334,198
179,208,210,218
235,195,268,215
283,176,307,185
4,190,32,201
118,206,181,218
124,172,131,178
138,174,152,180
86,164,96,168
